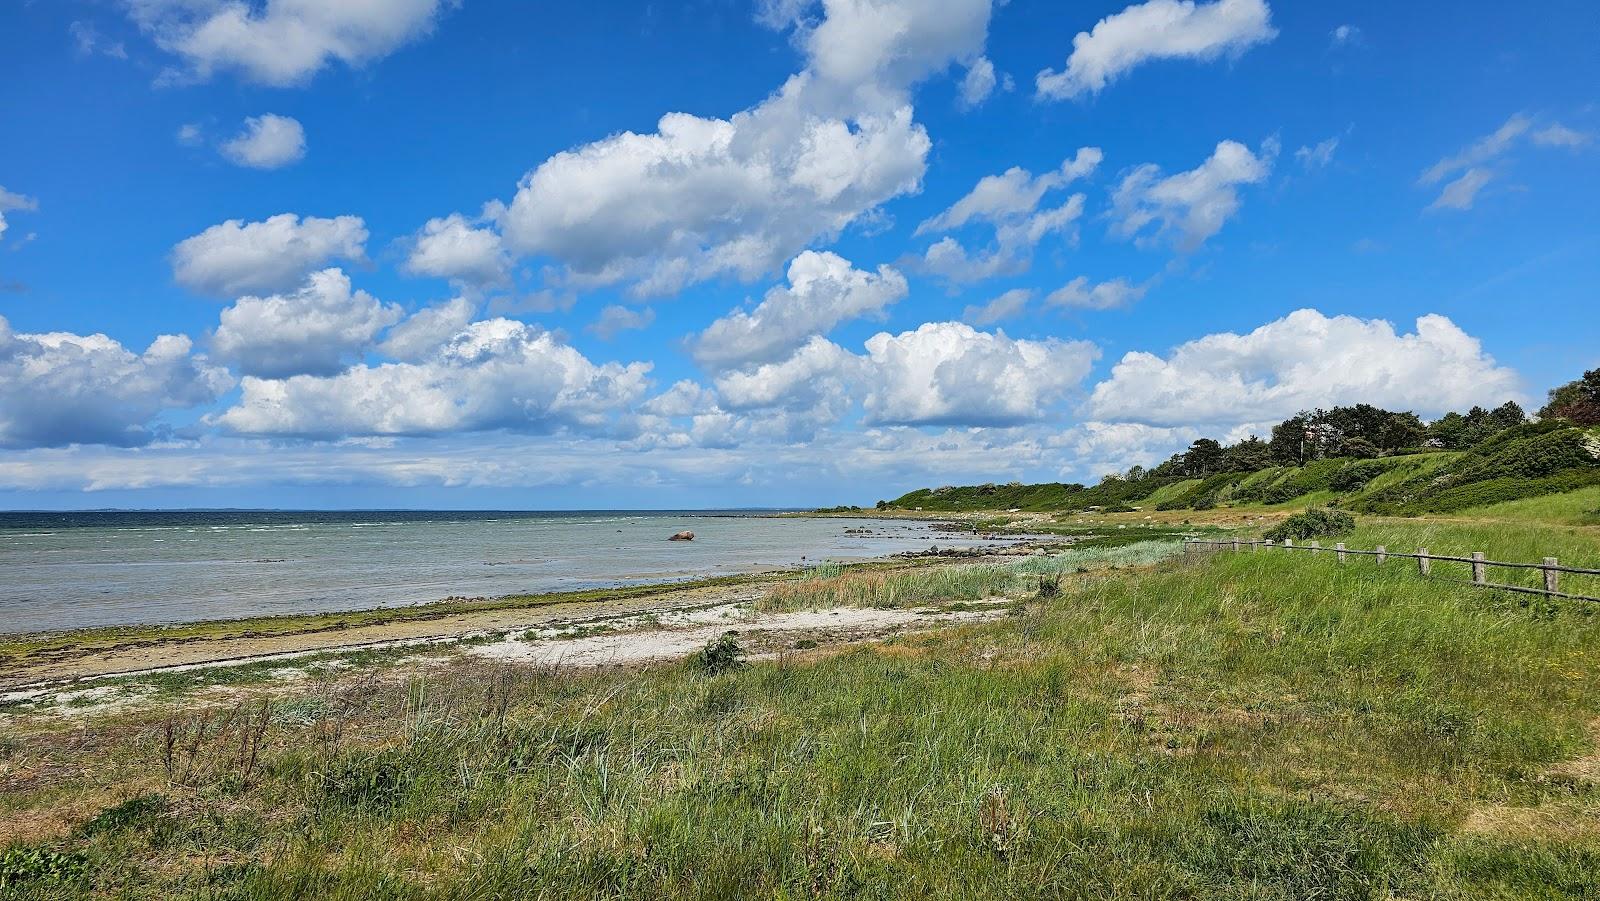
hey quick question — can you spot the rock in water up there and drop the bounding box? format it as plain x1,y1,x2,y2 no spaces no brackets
669,530,695,541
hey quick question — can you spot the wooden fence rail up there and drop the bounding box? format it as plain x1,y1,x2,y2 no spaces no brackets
1183,538,1600,604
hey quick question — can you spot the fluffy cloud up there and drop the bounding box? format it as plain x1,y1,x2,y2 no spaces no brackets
1055,420,1202,479
216,318,651,439
588,305,656,341
212,268,403,378
962,288,1031,325
1329,24,1360,46
1085,309,1521,428
862,321,1099,426
125,0,451,86
220,114,306,169
917,148,1100,234
692,251,907,369
403,214,510,286
0,186,38,242
498,91,928,297
497,0,995,295
1046,276,1147,310
0,315,230,448
916,149,1098,282
1036,0,1275,100
714,336,863,414
958,57,1002,109
172,213,368,297
379,298,478,362
1110,138,1273,251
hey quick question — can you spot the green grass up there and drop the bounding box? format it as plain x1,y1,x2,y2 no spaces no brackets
1461,485,1600,526
6,525,1600,898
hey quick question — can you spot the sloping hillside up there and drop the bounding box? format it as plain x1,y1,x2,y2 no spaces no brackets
885,423,1600,517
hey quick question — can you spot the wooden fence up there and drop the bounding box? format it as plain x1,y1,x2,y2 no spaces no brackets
1183,537,1600,604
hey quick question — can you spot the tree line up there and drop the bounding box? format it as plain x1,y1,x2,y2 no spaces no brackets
1119,367,1600,482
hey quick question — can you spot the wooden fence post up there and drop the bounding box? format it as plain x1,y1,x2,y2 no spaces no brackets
1472,552,1487,585
1336,542,1347,564
1284,538,1294,549
1376,545,1387,565
1418,548,1430,576
1309,540,1321,554
1543,558,1560,597
1252,539,1260,553
1232,537,1240,553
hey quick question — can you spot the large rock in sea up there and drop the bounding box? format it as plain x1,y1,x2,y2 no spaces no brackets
669,531,695,541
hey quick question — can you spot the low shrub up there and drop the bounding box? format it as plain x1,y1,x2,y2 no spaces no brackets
312,751,415,810
0,845,89,890
79,794,167,836
1264,508,1356,542
695,631,746,676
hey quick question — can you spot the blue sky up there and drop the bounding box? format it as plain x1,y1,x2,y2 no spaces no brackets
0,0,1595,509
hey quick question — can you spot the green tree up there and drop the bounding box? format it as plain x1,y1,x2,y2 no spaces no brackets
1181,438,1225,475
1221,436,1273,472
1540,368,1600,426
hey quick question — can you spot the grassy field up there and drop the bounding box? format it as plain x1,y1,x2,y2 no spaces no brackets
1460,486,1600,527
3,522,1600,898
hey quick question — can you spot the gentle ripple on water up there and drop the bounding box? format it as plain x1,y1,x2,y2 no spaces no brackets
0,511,1008,633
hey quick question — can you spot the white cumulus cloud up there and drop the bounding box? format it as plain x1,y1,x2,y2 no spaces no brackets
172,213,368,297
216,318,651,439
1036,0,1275,101
1085,309,1521,428
861,321,1099,426
692,251,907,369
212,268,403,378
1110,138,1274,251
916,148,1098,282
958,56,1004,109
404,213,511,286
0,315,231,448
125,0,452,86
220,113,306,169
379,298,479,362
496,0,996,296
714,336,864,415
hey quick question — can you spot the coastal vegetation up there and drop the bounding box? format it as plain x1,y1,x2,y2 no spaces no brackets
4,517,1599,898
884,370,1600,519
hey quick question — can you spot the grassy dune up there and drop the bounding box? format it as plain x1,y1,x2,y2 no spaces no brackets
4,525,1600,898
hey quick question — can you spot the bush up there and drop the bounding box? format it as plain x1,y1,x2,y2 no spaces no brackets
79,794,167,836
1264,508,1356,542
695,631,746,676
0,845,89,890
1329,461,1387,493
313,752,415,810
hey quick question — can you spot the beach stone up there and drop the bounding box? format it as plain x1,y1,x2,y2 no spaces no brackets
669,531,695,541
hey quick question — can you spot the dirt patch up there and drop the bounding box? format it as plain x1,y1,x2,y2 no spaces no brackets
465,603,1004,668
3,583,772,694
1549,718,1600,782
1459,717,1600,840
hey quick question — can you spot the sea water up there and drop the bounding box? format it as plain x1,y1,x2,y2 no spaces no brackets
0,510,1002,633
